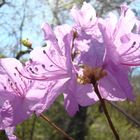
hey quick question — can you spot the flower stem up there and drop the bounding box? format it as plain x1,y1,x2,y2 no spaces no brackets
40,113,75,140
93,83,120,140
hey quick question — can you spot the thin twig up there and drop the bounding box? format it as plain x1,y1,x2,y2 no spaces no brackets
40,113,75,140
93,83,120,140
15,50,31,59
0,0,5,7
108,101,140,127
19,0,27,52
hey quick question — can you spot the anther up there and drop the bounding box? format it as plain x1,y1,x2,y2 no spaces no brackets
77,65,107,85
131,41,136,48
4,86,6,90
43,50,46,54
35,67,38,71
42,64,45,69
29,67,32,71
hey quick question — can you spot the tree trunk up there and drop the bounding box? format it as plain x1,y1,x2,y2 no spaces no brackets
64,107,87,140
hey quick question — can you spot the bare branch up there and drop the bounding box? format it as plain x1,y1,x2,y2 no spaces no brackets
0,0,5,8
15,50,31,60
108,101,140,128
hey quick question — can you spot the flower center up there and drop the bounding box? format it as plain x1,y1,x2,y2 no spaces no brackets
77,65,107,85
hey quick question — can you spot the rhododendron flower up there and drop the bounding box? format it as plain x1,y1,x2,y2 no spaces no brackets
0,58,50,129
70,3,136,101
98,4,140,66
23,23,98,116
96,4,140,100
23,3,139,116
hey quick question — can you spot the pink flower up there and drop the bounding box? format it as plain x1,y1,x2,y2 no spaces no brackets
98,4,140,66
96,5,139,100
0,58,49,128
71,3,135,101
23,23,98,116
22,3,138,116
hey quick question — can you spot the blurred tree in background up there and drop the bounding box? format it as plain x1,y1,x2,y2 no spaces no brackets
0,0,140,140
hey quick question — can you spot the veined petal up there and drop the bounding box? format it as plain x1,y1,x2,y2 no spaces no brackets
0,58,27,97
71,2,96,28
113,4,136,40
34,78,69,115
76,83,98,106
24,46,69,80
100,61,135,101
41,23,62,55
64,93,79,116
0,58,52,128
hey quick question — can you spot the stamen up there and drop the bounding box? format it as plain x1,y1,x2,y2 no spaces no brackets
29,67,36,74
120,41,140,66
43,49,66,71
7,77,22,97
16,65,49,80
121,41,139,56
8,78,10,82
77,65,107,85
29,67,32,71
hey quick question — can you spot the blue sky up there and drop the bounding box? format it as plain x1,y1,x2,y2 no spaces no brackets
0,0,140,57
0,0,53,56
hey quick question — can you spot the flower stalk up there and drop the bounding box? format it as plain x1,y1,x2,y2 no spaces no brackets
93,82,120,140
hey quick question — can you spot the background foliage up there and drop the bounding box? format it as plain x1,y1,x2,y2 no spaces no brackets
0,0,140,140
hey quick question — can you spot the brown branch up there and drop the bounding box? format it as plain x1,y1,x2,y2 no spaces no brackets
40,114,75,140
15,50,31,59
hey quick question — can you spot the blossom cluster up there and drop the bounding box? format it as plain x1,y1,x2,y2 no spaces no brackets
0,2,140,139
